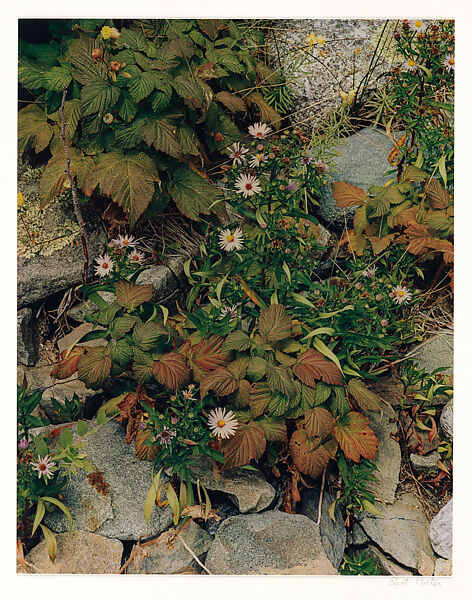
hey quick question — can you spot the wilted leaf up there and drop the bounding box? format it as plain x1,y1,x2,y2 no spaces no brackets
331,181,367,208
152,352,190,391
222,421,266,469
50,347,86,379
179,335,230,381
404,221,433,255
369,234,394,256
18,104,53,154
246,91,281,129
215,91,246,113
401,164,428,183
334,412,378,462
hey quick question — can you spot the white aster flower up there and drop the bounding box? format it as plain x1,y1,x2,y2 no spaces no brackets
234,173,262,197
129,249,145,264
362,266,378,279
391,285,412,305
182,389,196,400
116,234,136,249
94,253,114,278
31,454,55,480
218,304,239,321
410,20,427,33
403,58,418,71
443,54,455,71
229,142,248,167
248,122,272,139
207,408,238,439
249,153,267,168
218,227,244,252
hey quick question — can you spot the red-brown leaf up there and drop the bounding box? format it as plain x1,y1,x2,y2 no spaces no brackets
424,178,451,209
258,304,292,344
331,181,368,208
179,335,230,381
292,348,343,387
77,347,112,386
115,280,153,310
222,422,266,469
289,429,331,479
304,407,335,440
334,412,378,462
152,352,190,391
249,381,272,418
50,347,86,380
200,366,239,399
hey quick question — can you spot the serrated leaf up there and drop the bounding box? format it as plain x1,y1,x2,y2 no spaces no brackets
401,164,428,183
246,91,281,129
265,363,296,397
258,304,292,344
127,70,156,102
116,89,138,122
115,280,153,310
50,347,86,380
161,37,196,59
293,348,343,387
424,178,451,209
110,339,134,366
18,104,53,154
171,75,204,107
347,379,382,411
233,379,252,408
149,86,173,113
330,386,349,417
179,334,230,382
332,181,367,208
80,79,120,117
43,65,72,91
266,390,292,417
304,407,335,440
77,347,112,386
289,429,331,479
141,116,183,159
312,336,343,373
197,19,224,40
369,234,394,256
200,366,238,398
152,352,190,391
132,349,154,384
96,152,161,227
222,330,251,351
353,204,369,235
246,356,267,382
314,381,332,406
404,221,433,255
132,321,167,351
367,194,390,218
215,91,246,113
334,412,378,462
169,165,225,221
222,422,266,469
257,418,287,442
67,37,108,85
116,28,148,52
108,315,137,339
249,381,272,418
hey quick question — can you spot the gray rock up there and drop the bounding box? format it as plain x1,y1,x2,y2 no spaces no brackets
317,127,401,227
205,498,241,537
273,20,399,133
365,404,401,504
66,291,116,324
358,492,434,569
136,257,186,305
18,531,123,574
17,199,107,308
434,558,452,576
410,333,453,376
299,487,347,569
410,452,440,475
364,546,414,576
429,498,452,560
126,522,213,574
348,523,369,547
205,510,338,575
440,401,453,438
35,418,173,540
18,363,102,425
184,455,275,513
17,308,37,365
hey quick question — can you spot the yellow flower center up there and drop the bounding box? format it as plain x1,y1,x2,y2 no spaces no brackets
449,58,455,65
226,234,235,243
217,420,226,428
123,240,129,245
397,290,404,297
408,59,416,67
415,21,423,28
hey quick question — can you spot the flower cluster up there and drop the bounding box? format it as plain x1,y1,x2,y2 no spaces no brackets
95,234,145,279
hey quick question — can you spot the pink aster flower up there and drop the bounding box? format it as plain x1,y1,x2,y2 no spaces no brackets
156,428,176,447
31,455,55,480
248,122,272,139
129,249,145,264
229,142,248,167
314,160,329,173
285,180,299,192
380,319,389,327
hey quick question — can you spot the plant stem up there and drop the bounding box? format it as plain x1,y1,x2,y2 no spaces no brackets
59,86,89,283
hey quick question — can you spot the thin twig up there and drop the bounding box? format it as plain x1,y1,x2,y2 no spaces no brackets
59,85,89,283
177,534,212,575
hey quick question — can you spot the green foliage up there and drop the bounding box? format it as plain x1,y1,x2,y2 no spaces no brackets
18,19,282,227
340,550,381,576
49,394,84,422
337,454,379,519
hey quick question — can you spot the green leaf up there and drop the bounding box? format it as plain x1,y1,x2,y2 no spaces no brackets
127,70,156,102
116,89,138,122
257,418,287,442
347,379,382,411
116,28,148,52
59,426,73,449
108,315,137,339
361,499,383,516
76,420,88,436
166,483,180,526
96,152,161,227
169,165,225,221
110,339,134,366
171,75,204,106
43,65,72,91
77,347,112,386
81,79,120,118
149,86,173,113
265,363,296,398
246,356,267,382
32,499,45,535
258,304,292,344
144,467,163,527
222,331,251,351
39,524,57,563
67,37,108,85
114,117,146,149
437,155,447,187
34,436,49,457
314,381,332,406
18,104,53,154
132,321,167,351
41,496,73,531
141,116,183,159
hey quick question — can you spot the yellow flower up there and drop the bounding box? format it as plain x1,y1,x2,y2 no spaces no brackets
17,192,25,208
340,89,356,106
306,33,326,50
101,26,112,40
315,35,326,45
